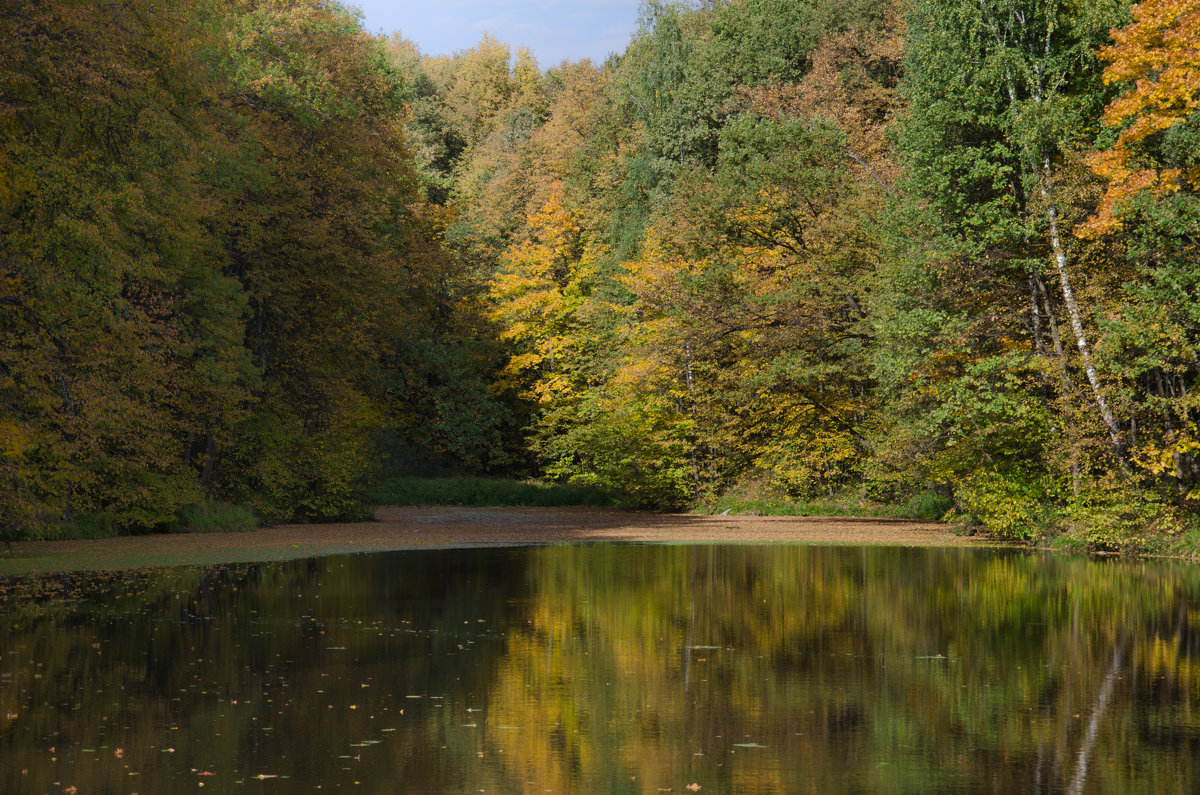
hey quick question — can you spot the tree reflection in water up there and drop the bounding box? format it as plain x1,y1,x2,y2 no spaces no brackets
1,545,1198,793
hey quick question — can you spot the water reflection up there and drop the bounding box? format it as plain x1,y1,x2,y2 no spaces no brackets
2,545,1199,793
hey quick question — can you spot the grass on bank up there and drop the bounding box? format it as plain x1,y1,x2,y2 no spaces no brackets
170,501,258,534
367,476,621,508
4,500,260,543
25,474,1200,559
368,477,1200,558
5,479,616,544
371,477,958,521
695,486,954,522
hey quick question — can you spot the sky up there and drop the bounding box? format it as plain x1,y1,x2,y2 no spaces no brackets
350,1,643,67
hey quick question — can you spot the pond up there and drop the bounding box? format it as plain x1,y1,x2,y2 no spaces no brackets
2,544,1198,793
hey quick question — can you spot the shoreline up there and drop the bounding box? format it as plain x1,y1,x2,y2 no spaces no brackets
0,505,1000,576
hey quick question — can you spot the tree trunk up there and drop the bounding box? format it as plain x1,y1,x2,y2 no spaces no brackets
1035,275,1082,494
990,8,1125,462
1029,273,1046,356
683,342,702,499
1040,161,1125,458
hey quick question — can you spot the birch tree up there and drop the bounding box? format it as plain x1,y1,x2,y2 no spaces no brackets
900,0,1129,461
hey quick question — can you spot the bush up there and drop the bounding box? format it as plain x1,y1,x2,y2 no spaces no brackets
70,510,122,539
1054,486,1183,553
172,501,259,534
702,477,908,518
906,491,954,521
367,476,620,508
955,470,1049,540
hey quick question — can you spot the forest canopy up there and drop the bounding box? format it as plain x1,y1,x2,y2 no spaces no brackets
4,0,1200,548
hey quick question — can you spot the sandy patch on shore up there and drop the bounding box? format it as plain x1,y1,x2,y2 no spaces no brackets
2,506,994,575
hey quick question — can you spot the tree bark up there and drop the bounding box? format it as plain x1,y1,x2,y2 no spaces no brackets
683,342,702,499
988,4,1125,461
1040,161,1125,458
1034,275,1082,494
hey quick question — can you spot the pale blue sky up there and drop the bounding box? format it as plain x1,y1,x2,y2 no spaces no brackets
350,1,643,66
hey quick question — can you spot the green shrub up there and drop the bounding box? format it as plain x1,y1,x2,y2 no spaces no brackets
3,510,122,542
172,501,259,534
1165,522,1200,559
1055,487,1182,553
906,491,954,521
368,477,620,508
701,479,908,518
71,510,122,539
955,470,1048,540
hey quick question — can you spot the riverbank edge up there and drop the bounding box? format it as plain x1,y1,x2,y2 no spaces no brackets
0,505,1011,576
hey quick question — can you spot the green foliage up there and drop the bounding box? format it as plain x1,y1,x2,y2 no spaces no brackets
1054,484,1183,553
64,511,122,541
702,482,909,518
367,476,619,508
535,389,700,510
954,469,1052,540
906,491,955,521
1159,520,1200,559
0,0,508,533
172,501,259,534
10,0,1200,549
900,0,1126,243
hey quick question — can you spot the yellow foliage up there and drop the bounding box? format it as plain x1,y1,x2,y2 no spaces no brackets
489,184,599,401
1133,422,1200,476
0,421,32,459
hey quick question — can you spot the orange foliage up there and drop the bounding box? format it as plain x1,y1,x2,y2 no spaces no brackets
1080,0,1200,236
737,9,905,189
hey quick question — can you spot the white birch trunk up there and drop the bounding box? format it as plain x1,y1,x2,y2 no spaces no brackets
986,4,1126,459
683,342,702,498
1039,160,1125,455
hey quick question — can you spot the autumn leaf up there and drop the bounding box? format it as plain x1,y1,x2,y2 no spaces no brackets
1080,0,1200,236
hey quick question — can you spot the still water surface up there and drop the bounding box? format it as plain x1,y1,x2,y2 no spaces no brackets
2,544,1199,793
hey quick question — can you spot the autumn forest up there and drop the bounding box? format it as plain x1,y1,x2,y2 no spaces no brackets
3,0,1199,549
